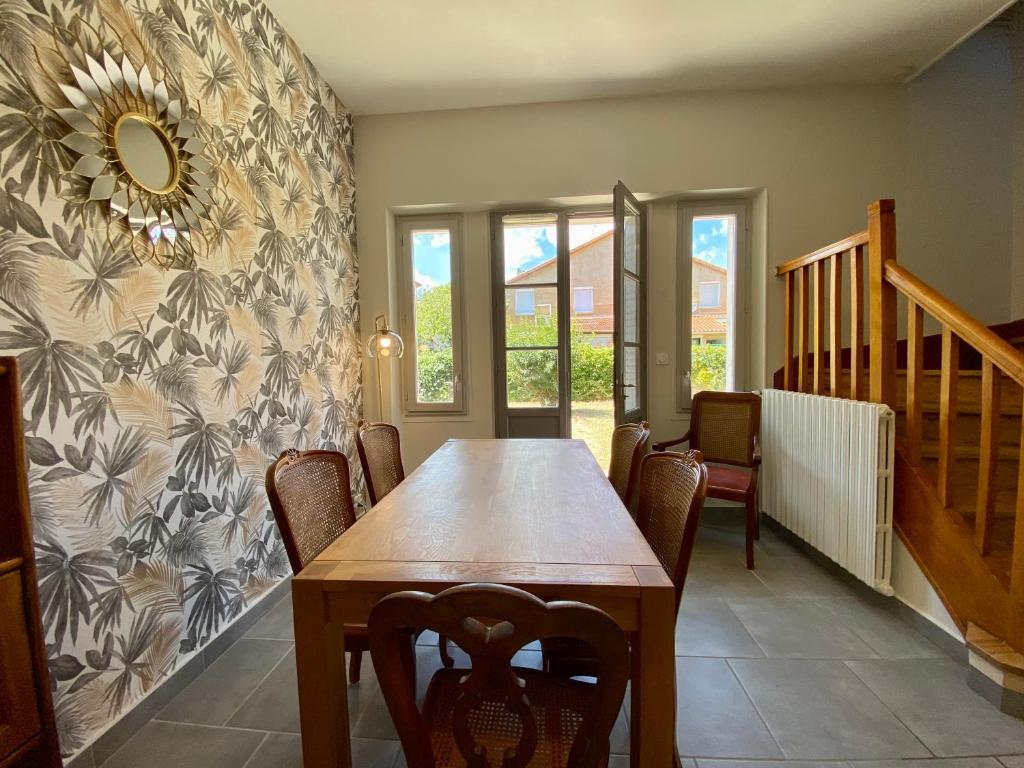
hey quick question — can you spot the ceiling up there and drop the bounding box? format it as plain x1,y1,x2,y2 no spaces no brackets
265,0,1015,115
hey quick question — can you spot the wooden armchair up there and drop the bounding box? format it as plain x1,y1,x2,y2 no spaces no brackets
543,450,707,678
653,391,762,569
356,420,406,505
368,583,629,768
607,420,650,508
265,449,370,683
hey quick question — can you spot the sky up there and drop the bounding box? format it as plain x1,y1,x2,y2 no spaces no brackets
411,215,731,288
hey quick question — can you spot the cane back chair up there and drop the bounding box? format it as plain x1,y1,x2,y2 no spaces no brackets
653,391,761,568
356,420,406,506
607,420,650,508
369,583,629,768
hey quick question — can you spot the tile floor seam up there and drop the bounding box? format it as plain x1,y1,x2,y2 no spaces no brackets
721,657,787,759
148,717,295,737
721,599,771,658
840,659,937,758
239,731,270,768
219,645,295,727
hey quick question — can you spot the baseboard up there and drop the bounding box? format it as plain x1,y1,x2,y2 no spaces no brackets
759,515,967,663
63,578,291,768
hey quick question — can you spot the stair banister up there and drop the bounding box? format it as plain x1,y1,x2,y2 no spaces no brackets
868,199,898,407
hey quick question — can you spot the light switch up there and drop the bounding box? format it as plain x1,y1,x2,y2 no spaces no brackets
655,351,669,365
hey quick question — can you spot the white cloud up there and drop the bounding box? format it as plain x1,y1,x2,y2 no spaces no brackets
430,231,450,248
569,222,613,249
695,247,727,265
697,233,709,245
414,269,438,288
712,220,729,237
504,226,555,272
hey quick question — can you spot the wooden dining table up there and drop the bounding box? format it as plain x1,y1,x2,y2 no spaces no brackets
292,438,677,767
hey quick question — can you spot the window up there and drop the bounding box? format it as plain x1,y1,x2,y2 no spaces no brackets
515,289,535,316
698,282,721,309
573,286,594,314
677,202,749,410
397,215,465,414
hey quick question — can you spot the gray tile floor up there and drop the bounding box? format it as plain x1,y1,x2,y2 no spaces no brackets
100,517,1024,767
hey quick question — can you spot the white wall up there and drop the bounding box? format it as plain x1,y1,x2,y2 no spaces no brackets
356,85,909,465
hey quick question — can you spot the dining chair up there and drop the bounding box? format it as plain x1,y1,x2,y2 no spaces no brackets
543,449,708,679
355,420,455,668
607,420,650,508
653,391,761,568
368,583,629,768
265,448,370,683
356,420,406,506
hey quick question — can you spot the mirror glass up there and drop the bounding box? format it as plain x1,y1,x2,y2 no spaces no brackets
114,115,176,192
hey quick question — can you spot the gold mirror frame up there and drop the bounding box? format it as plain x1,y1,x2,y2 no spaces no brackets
35,21,217,269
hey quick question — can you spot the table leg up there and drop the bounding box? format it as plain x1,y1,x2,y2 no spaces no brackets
631,569,677,768
294,581,350,768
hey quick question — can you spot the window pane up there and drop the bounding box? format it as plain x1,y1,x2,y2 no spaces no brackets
623,204,639,274
691,215,734,394
503,215,558,284
623,345,638,412
624,275,639,344
507,349,559,407
411,228,454,403
505,287,558,348
573,287,594,313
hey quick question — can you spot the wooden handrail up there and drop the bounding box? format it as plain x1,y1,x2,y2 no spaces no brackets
776,230,869,276
884,261,1024,386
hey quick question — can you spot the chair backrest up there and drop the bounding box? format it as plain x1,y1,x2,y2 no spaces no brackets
635,450,708,611
607,420,650,506
369,583,629,768
688,391,761,467
356,420,405,505
265,449,357,573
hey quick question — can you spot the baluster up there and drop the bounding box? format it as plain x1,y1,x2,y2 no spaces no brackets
1012,393,1024,649
798,265,809,393
850,244,864,400
830,252,843,397
813,260,826,395
906,301,923,466
976,359,1001,554
868,200,897,406
937,326,960,507
784,272,794,391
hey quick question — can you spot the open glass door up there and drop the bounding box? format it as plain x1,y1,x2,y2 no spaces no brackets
613,181,646,425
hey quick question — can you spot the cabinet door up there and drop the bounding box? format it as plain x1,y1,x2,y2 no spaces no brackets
0,569,41,759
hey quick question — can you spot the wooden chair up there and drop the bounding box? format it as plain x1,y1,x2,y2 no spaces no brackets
653,391,762,569
543,450,708,678
607,420,650,508
356,420,406,506
265,449,370,683
368,583,629,768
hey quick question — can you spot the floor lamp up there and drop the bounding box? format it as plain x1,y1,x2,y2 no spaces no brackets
366,314,404,421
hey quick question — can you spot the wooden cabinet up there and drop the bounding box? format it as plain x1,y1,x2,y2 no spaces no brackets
0,358,60,768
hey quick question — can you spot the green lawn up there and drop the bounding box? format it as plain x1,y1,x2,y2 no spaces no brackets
571,399,615,471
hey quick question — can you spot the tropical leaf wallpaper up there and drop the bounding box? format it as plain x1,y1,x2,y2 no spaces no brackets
0,0,360,756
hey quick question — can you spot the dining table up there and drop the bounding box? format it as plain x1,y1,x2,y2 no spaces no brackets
292,437,677,767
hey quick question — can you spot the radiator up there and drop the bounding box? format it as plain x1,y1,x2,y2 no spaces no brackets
760,389,896,594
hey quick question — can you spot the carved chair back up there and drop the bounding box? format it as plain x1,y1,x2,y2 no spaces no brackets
688,391,761,467
607,420,650,506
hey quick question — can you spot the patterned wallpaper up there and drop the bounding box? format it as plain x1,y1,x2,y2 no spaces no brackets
0,0,360,755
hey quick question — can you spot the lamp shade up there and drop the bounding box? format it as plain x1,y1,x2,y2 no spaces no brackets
367,315,404,359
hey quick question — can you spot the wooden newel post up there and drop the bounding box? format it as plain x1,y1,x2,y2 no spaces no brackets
868,199,897,406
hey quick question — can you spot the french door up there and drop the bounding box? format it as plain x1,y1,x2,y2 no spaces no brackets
492,185,647,440
614,181,647,425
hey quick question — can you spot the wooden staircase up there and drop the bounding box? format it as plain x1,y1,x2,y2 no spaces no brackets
774,201,1024,700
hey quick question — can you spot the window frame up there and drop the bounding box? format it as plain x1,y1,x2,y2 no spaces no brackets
396,214,467,415
676,201,750,412
573,286,595,314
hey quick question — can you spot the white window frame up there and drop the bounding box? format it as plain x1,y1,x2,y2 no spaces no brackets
677,201,750,411
573,286,595,314
514,289,535,316
698,281,721,309
397,215,466,415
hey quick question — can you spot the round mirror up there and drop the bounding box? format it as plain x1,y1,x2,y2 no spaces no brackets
113,114,178,194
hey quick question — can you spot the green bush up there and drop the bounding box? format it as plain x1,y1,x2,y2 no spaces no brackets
570,342,613,401
692,344,727,393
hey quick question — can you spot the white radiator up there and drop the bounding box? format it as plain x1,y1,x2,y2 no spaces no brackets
760,389,896,594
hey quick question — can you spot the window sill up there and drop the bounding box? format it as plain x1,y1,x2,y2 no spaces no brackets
401,413,475,424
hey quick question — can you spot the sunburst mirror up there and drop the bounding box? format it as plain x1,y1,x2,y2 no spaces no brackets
46,37,216,269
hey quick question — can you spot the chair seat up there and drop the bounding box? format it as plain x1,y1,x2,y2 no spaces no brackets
706,464,754,503
423,667,603,768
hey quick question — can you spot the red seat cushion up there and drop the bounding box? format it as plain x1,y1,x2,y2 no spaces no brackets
706,465,754,503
